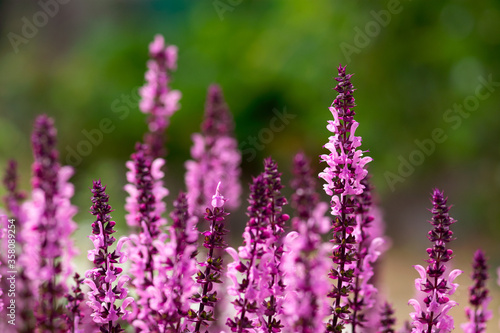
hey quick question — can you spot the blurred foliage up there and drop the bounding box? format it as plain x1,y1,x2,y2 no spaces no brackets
1,0,500,259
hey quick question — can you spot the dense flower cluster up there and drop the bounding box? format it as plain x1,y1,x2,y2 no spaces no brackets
124,142,169,329
226,158,289,333
19,115,78,331
147,191,198,331
461,249,491,333
319,65,372,332
189,182,229,332
139,34,181,158
185,84,242,216
85,180,134,332
281,152,331,332
409,189,462,333
349,177,387,332
2,36,499,333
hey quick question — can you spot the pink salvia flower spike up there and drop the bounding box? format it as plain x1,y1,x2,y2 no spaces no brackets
124,142,168,330
189,181,229,332
408,189,462,333
226,158,289,333
350,175,388,332
84,180,134,333
19,115,78,331
148,190,198,331
461,249,491,333
185,84,242,216
65,273,85,333
139,34,181,159
281,152,331,332
319,65,372,333
377,302,396,333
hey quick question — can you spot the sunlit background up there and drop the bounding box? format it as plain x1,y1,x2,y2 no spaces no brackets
1,0,500,330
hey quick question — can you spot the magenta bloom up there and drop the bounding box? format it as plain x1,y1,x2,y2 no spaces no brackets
226,158,289,333
408,189,462,333
140,191,198,332
319,65,372,332
185,84,241,216
190,182,229,332
19,115,78,331
139,34,181,158
281,152,331,332
461,249,491,333
349,177,387,332
124,143,169,329
84,180,134,332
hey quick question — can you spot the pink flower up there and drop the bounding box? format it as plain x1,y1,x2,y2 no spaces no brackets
408,189,461,333
185,84,241,216
139,34,181,158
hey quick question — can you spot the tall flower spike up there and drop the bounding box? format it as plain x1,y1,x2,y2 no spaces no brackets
84,180,134,333
190,182,229,332
281,152,331,332
226,158,289,333
319,64,372,332
65,273,85,332
408,189,462,333
19,115,78,331
290,152,321,224
146,191,198,332
3,159,26,219
461,249,491,333
139,34,181,158
349,176,387,332
124,143,168,329
185,84,242,216
377,302,396,333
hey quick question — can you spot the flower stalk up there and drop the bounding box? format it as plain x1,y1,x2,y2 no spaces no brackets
84,180,133,333
408,189,462,333
319,65,372,332
190,182,229,332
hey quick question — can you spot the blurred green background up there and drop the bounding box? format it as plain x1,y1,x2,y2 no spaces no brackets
1,0,500,329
